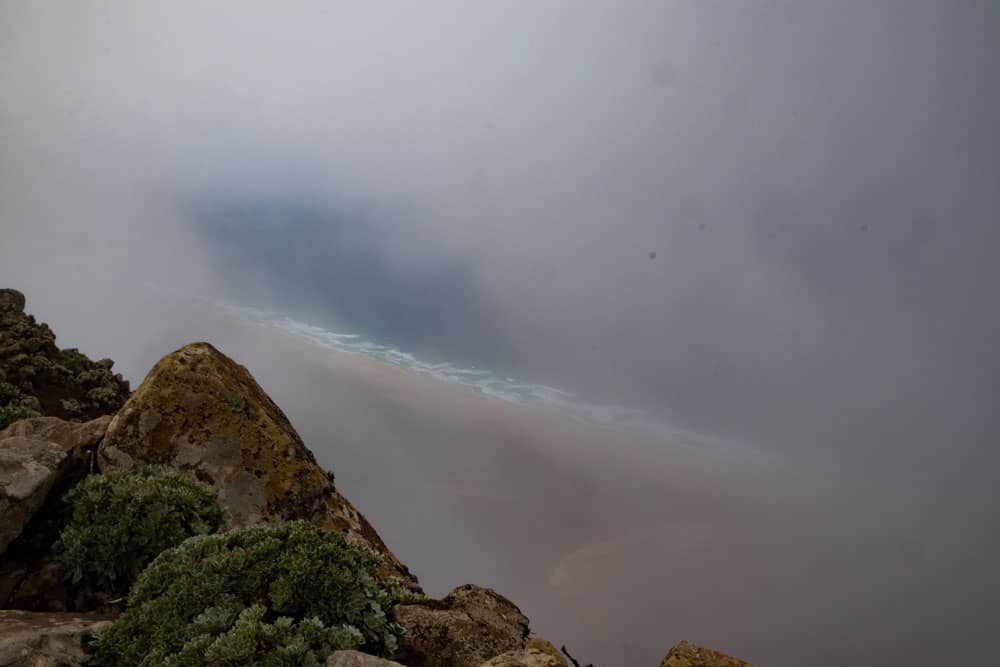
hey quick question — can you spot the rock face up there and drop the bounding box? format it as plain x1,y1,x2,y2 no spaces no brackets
0,417,110,611
326,651,406,667
479,638,568,667
0,438,69,556
0,289,129,429
0,417,111,461
0,416,107,557
394,585,530,667
659,640,752,667
0,610,112,667
98,342,416,586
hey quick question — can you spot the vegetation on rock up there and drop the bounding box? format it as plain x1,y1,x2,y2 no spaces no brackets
0,289,129,428
92,521,422,667
98,341,419,590
0,402,41,430
55,465,225,597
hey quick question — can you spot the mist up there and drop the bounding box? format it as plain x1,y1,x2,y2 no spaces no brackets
2,2,998,665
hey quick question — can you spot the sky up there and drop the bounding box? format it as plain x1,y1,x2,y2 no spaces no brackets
1,2,999,664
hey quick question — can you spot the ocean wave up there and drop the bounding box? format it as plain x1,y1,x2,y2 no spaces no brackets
215,301,773,464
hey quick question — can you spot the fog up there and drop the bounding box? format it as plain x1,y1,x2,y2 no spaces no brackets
1,2,998,665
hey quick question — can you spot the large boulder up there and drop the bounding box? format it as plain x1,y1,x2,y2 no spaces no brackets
0,417,110,611
0,610,112,667
98,342,416,586
326,651,406,667
393,585,530,667
0,438,69,556
658,640,752,667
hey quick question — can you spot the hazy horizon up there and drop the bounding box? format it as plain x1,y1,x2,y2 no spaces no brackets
2,2,999,664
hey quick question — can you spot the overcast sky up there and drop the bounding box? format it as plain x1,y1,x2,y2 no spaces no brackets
4,0,997,477
1,3,999,661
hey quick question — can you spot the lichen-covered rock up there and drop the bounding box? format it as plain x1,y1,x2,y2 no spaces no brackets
97,342,416,587
0,610,111,666
393,585,529,667
0,290,129,429
659,640,752,667
326,650,407,667
479,638,568,667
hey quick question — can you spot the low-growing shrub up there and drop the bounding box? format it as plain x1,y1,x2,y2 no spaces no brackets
0,403,40,429
55,465,225,597
93,521,421,666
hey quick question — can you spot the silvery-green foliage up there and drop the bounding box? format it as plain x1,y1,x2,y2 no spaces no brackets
93,521,420,666
55,465,225,597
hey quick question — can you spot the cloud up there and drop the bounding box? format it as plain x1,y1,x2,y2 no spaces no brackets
2,3,999,664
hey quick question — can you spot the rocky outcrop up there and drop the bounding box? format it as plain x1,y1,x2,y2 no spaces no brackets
0,290,129,429
0,293,756,665
98,342,417,587
659,640,752,667
0,417,110,611
326,651,407,667
0,417,111,460
0,291,26,315
0,610,112,667
393,585,530,667
479,638,568,667
0,416,109,557
0,438,71,556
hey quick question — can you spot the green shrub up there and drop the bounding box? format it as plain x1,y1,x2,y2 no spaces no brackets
0,403,39,429
93,521,420,666
0,380,20,401
55,465,224,597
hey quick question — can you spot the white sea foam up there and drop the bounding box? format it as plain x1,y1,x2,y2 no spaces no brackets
215,301,777,465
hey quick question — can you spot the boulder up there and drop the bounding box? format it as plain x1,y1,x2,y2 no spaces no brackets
0,416,111,463
0,417,110,610
326,650,407,667
394,585,529,667
658,640,752,667
479,638,568,667
0,610,112,667
0,438,75,556
98,342,416,587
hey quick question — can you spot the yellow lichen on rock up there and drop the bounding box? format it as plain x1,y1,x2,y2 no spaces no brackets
98,342,417,588
659,640,752,667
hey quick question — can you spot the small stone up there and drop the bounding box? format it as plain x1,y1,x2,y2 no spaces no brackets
658,640,752,667
326,650,407,667
479,637,568,667
0,610,112,667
